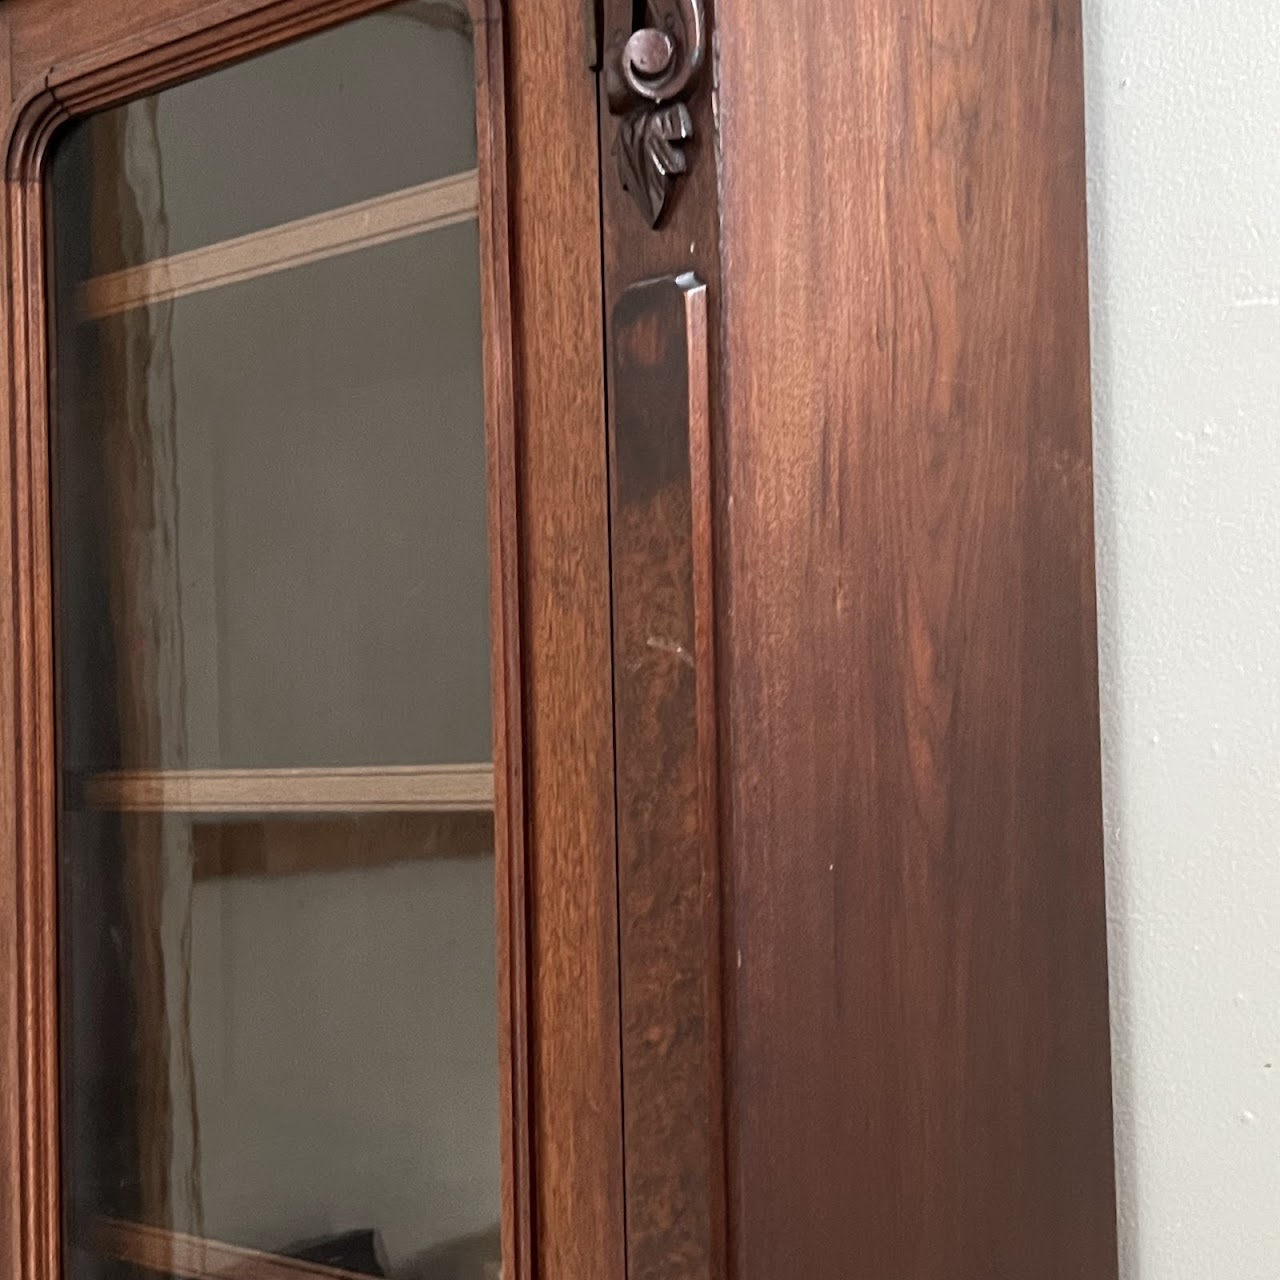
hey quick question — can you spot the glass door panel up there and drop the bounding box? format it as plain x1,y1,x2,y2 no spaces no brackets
46,5,500,1278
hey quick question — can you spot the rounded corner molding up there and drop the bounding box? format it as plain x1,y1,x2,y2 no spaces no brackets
606,0,706,228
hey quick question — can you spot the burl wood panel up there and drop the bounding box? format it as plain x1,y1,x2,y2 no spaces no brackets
608,275,719,1280
597,3,727,1278
715,1,1116,1277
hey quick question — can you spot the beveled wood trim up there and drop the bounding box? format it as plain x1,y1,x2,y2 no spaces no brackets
80,764,495,813
79,170,480,318
96,1218,370,1280
1,73,65,1280
607,272,723,1280
0,18,21,1272
22,0,490,125
472,10,534,1280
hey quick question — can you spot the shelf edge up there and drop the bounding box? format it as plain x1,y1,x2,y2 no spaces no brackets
95,1217,371,1280
79,169,480,319
79,763,496,814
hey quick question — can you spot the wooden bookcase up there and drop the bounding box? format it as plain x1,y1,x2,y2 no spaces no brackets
0,0,1117,1278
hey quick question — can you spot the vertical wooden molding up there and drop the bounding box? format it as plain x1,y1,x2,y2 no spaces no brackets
89,98,183,1241
2,80,69,1280
0,16,24,1276
608,273,722,1280
507,0,627,1275
598,1,728,1275
473,5,535,1280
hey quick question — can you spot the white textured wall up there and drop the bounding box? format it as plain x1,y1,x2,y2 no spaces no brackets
1083,3,1280,1276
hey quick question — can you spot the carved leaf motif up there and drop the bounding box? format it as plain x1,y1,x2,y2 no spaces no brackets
608,0,705,226
615,103,694,228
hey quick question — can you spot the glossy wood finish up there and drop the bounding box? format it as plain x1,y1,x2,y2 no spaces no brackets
597,2,727,1276
471,11,533,1280
506,0,626,1274
0,4,621,1280
607,273,719,1280
714,1,1116,1276
0,10,59,1277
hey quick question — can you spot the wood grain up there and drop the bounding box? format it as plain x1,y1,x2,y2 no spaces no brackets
95,1217,371,1280
80,764,495,814
79,170,479,318
11,0,483,108
0,18,23,1279
506,0,627,1273
608,274,721,1280
472,7,534,1280
0,19,16,1271
3,3,1118,1279
596,1,728,1277
715,0,1116,1276
0,24,63,1280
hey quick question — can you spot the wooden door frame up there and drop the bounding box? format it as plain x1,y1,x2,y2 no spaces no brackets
0,3,623,1279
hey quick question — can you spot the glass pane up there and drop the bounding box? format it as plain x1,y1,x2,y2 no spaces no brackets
79,1,478,274
47,6,500,1280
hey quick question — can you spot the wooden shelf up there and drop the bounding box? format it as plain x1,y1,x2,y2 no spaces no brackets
192,810,492,879
96,1217,371,1280
82,763,494,814
79,168,479,319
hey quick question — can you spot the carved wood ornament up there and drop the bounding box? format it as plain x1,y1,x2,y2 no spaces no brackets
607,1,706,226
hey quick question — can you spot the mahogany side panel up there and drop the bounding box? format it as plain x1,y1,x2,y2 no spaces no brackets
714,1,1117,1277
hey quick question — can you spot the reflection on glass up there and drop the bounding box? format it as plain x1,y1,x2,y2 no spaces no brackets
48,6,500,1279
